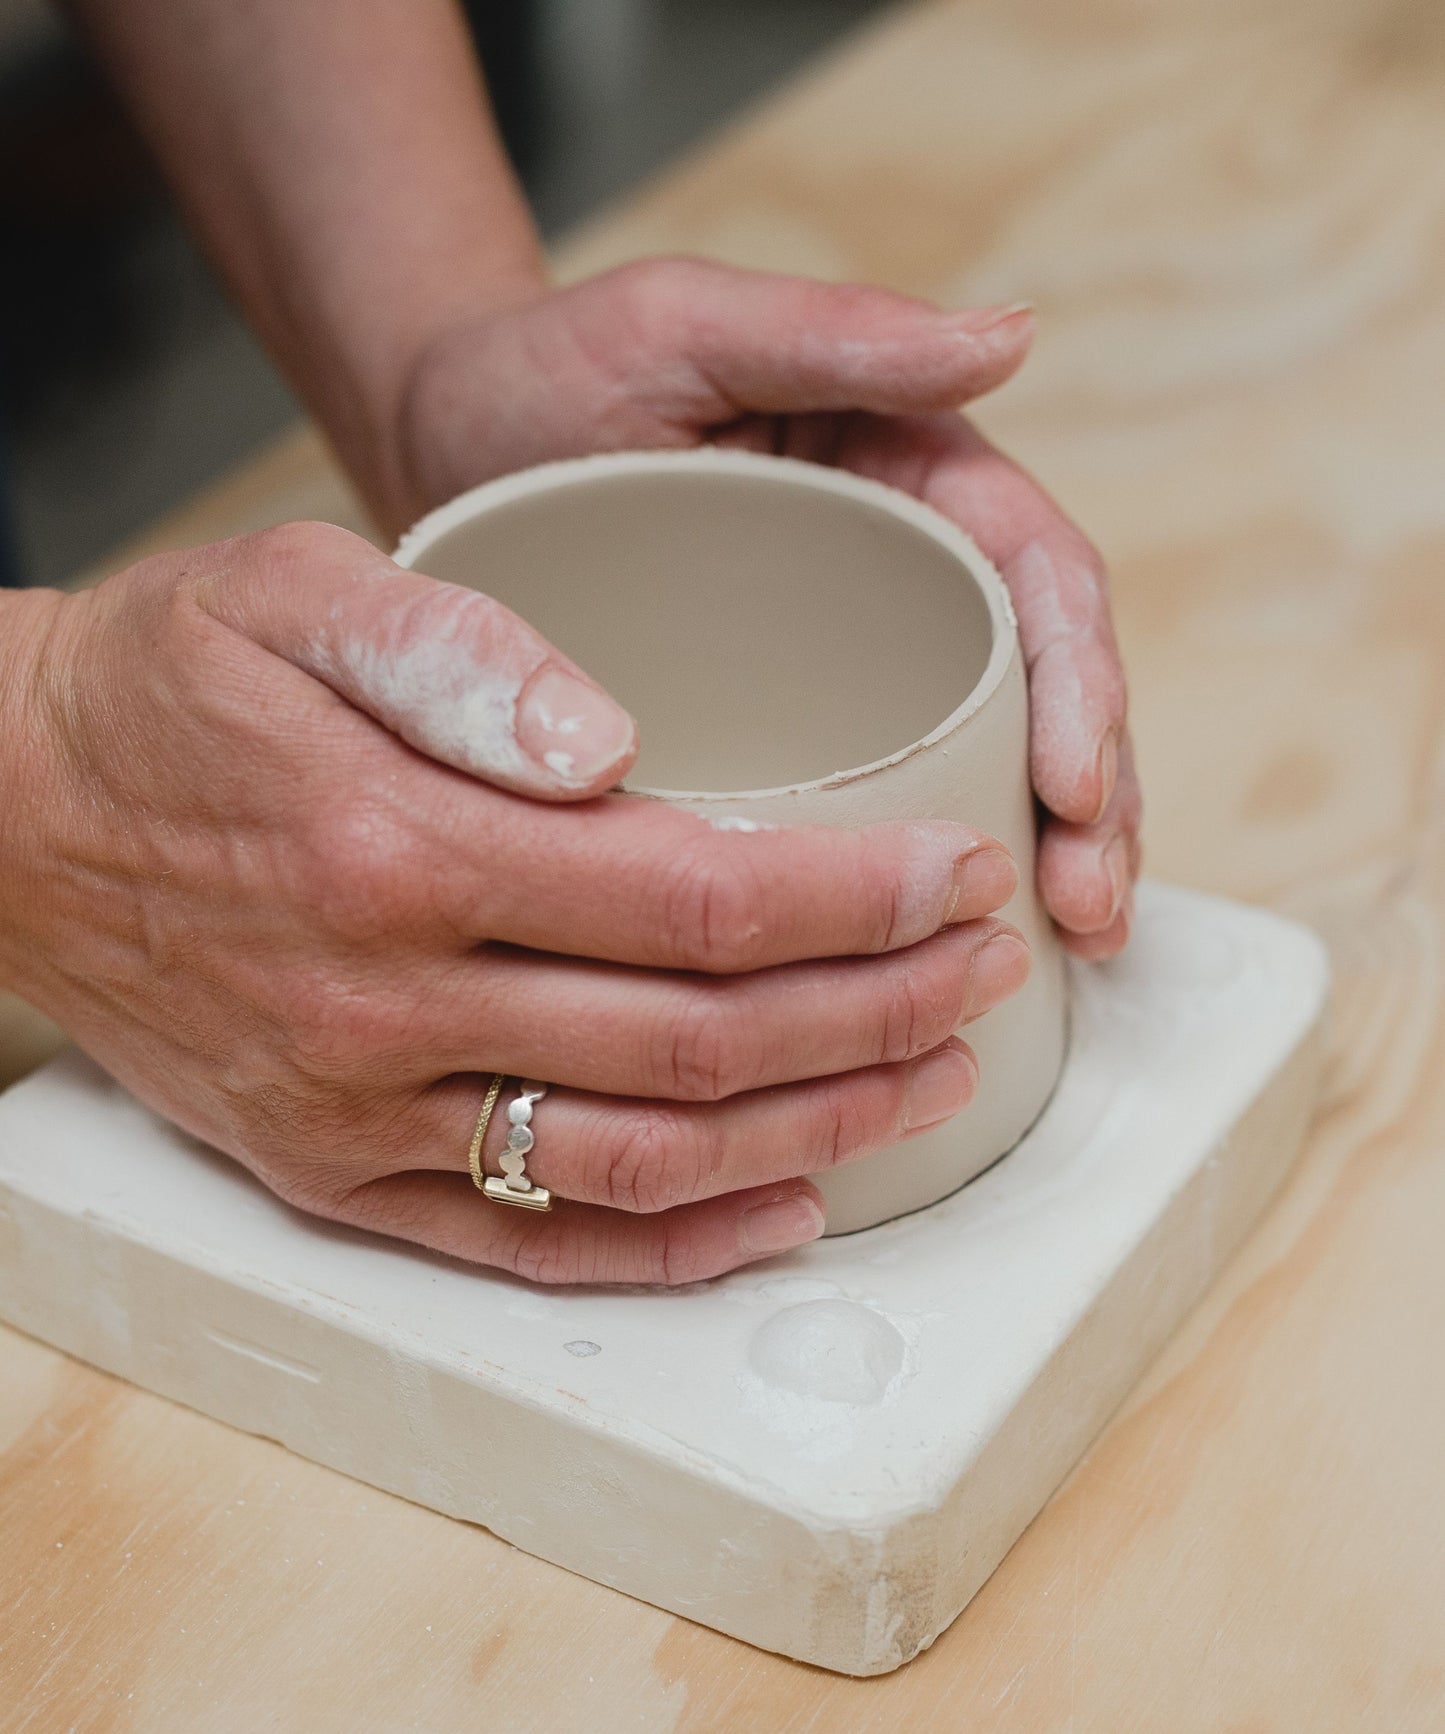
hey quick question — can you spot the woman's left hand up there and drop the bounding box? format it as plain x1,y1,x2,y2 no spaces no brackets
393,258,1141,958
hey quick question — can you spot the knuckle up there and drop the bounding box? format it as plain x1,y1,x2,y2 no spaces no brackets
877,961,952,1062
1094,653,1129,721
623,254,708,319
655,1221,704,1287
814,1081,878,1171
302,800,420,943
507,1234,581,1288
247,1119,354,1214
264,1160,330,1212
808,279,902,332
587,1106,703,1214
656,987,756,1101
244,519,370,578
871,864,911,952
284,972,396,1078
661,845,769,974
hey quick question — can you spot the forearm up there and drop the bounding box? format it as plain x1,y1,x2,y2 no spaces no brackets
67,0,548,528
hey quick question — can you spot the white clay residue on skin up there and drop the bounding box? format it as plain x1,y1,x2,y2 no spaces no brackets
706,816,777,833
529,697,587,745
1004,538,1107,774
900,821,984,933
317,630,530,779
291,578,613,787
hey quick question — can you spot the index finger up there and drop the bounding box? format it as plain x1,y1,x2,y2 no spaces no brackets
436,791,1019,971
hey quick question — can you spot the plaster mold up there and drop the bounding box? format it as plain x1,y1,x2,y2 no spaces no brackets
395,448,1068,1233
0,885,1327,1674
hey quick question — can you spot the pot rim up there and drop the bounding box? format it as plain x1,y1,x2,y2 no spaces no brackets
394,447,1019,804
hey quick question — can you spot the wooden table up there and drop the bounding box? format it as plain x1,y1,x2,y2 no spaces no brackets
5,0,1445,1725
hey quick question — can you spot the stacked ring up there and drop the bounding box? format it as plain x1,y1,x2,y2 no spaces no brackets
469,1076,553,1212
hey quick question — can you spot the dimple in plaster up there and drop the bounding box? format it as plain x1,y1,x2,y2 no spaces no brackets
748,1299,907,1405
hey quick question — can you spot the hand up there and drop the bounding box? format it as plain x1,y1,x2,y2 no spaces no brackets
0,523,1030,1284
397,259,1142,957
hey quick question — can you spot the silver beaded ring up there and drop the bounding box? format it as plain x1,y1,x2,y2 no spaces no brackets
481,1079,553,1212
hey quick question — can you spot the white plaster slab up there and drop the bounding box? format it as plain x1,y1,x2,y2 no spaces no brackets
0,883,1327,1674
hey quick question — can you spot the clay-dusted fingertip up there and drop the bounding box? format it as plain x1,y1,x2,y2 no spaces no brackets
934,304,1036,397
1030,714,1126,826
945,843,1019,922
965,928,1032,1016
1044,833,1130,936
1059,887,1134,961
900,822,1015,940
1036,814,1139,947
515,666,639,798
901,1038,978,1132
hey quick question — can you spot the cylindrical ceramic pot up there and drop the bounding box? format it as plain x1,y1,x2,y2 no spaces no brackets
396,449,1068,1233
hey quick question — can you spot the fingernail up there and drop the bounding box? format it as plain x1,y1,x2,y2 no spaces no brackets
738,1193,825,1256
902,1042,978,1132
969,931,1032,1013
1093,728,1120,822
1102,835,1130,922
516,668,637,786
945,845,1018,922
952,301,1035,335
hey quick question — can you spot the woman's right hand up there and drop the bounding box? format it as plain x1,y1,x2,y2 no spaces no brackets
0,522,1030,1284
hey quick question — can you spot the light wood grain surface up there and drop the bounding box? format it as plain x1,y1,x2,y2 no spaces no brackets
5,0,1445,1726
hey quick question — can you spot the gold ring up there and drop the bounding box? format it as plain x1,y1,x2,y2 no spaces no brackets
467,1073,505,1191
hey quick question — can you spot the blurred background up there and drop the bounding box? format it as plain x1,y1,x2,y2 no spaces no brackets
0,0,889,588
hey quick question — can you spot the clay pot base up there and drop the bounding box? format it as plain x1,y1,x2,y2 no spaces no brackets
0,886,1327,1673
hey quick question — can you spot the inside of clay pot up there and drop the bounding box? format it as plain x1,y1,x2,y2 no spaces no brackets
408,466,996,792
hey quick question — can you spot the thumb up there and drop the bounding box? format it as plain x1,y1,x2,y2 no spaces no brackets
198,522,637,801
585,257,1036,420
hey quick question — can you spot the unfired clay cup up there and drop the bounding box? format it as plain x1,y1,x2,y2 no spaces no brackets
396,449,1068,1234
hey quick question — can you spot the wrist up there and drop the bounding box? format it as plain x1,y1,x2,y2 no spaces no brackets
348,250,552,541
386,264,567,539
0,587,73,997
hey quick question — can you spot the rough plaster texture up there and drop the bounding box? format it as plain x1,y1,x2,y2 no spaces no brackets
0,884,1326,1674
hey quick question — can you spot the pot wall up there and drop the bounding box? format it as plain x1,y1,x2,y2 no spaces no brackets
397,449,1068,1233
